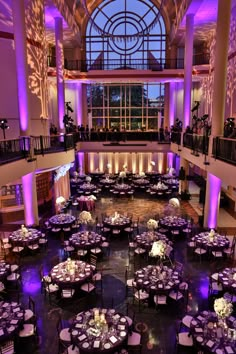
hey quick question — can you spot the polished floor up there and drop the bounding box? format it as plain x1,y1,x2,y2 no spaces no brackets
1,192,235,354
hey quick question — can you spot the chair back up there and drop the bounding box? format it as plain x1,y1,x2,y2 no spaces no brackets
90,254,97,268
29,296,36,313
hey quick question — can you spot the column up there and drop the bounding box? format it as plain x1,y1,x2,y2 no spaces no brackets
211,0,231,137
22,173,39,226
179,157,189,193
12,0,31,136
183,14,194,130
76,82,83,127
169,82,175,128
164,83,170,129
82,84,88,126
204,173,221,228
55,17,65,133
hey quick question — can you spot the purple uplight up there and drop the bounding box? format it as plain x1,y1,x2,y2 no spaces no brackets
169,82,175,127
207,173,221,229
22,173,35,226
76,82,83,126
77,152,84,173
167,152,174,169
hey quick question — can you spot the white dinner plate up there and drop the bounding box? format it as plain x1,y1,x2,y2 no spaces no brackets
104,343,111,349
120,331,126,337
82,342,89,349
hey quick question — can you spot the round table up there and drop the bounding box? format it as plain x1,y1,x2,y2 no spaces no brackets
70,308,128,353
134,232,171,252
49,214,76,228
192,232,230,252
69,232,102,251
70,178,85,185
50,260,95,289
133,179,150,188
163,178,179,188
89,172,105,179
150,183,169,193
134,265,182,294
79,183,98,194
0,261,11,282
190,311,236,353
112,184,133,196
9,228,42,247
159,216,188,231
103,215,131,230
77,196,95,211
0,301,24,344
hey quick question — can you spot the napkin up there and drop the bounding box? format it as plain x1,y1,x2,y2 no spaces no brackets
110,335,118,344
0,329,4,336
78,334,87,341
93,340,100,348
206,340,214,348
225,347,234,354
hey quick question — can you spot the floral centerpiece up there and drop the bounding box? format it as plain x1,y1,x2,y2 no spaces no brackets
233,273,236,281
169,198,180,208
208,229,215,241
119,171,126,184
106,163,112,173
88,195,97,201
21,224,28,237
147,219,158,230
140,171,145,177
79,211,93,224
123,164,127,170
56,196,66,212
214,297,233,319
149,240,167,259
85,176,92,183
150,161,155,171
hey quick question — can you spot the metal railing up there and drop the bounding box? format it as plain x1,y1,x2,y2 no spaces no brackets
47,53,210,72
0,135,75,166
213,137,236,166
74,130,171,142
170,131,181,145
183,133,209,155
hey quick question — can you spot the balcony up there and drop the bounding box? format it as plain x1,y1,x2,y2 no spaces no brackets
212,137,236,166
47,53,210,72
0,134,75,166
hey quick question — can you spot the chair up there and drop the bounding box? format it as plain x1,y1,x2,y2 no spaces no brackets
66,344,80,354
127,329,142,354
194,244,207,262
90,247,102,256
125,266,135,298
153,290,167,310
223,235,236,260
38,233,48,250
17,322,38,350
6,271,22,289
61,288,75,299
181,314,194,329
80,279,96,294
89,254,97,268
56,315,71,353
175,321,193,352
42,278,59,304
0,340,14,354
208,276,223,297
24,296,36,324
27,243,40,255
133,287,149,312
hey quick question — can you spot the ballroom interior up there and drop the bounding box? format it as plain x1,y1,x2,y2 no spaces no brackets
0,0,236,354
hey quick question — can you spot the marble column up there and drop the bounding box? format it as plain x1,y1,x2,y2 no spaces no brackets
12,0,31,136
204,173,221,228
211,0,231,137
76,82,83,127
55,17,65,133
22,173,39,226
183,14,194,130
179,157,189,193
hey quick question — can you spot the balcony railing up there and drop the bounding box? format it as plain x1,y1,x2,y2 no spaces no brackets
170,131,181,145
212,137,236,166
183,133,209,155
47,53,210,72
0,135,75,166
85,130,168,142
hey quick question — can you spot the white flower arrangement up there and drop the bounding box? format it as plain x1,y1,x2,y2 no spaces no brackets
73,171,79,177
209,229,215,238
140,171,145,177
214,298,233,319
150,161,155,166
123,164,127,169
233,273,236,281
79,211,93,224
56,196,66,205
106,163,111,169
85,176,92,183
149,240,167,258
147,219,158,230
119,171,126,178
169,198,180,208
88,195,97,201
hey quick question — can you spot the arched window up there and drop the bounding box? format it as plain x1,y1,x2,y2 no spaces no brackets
86,0,166,69
86,0,166,131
